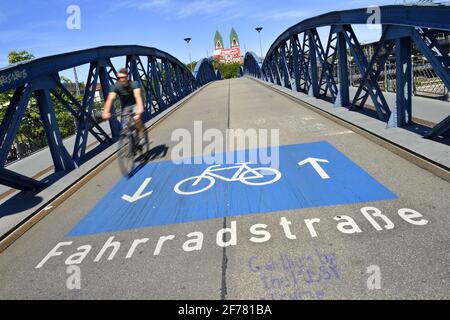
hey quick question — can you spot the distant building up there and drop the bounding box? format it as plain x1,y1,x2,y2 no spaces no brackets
62,82,103,102
213,28,244,64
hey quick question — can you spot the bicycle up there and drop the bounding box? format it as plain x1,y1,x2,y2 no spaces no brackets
174,162,282,195
115,110,150,177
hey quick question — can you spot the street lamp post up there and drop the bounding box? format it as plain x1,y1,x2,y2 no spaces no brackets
255,27,264,61
184,37,192,72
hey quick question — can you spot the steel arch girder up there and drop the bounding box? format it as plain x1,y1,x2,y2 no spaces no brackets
0,45,206,190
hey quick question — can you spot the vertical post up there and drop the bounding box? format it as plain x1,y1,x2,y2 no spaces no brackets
349,57,353,87
395,37,412,127
291,35,301,92
256,27,264,60
336,31,350,107
35,89,76,171
280,44,291,88
72,62,102,163
73,67,81,97
163,60,176,103
150,57,166,110
129,56,140,82
184,38,192,72
98,65,120,138
384,60,388,92
174,65,184,98
0,86,32,166
308,31,319,97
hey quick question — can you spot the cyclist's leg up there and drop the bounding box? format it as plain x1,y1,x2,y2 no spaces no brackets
121,105,133,129
130,104,145,139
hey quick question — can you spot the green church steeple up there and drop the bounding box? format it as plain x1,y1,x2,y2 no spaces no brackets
214,31,224,49
230,28,239,48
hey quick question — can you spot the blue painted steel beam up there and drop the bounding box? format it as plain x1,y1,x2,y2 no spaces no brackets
0,46,195,93
150,57,166,111
336,31,350,107
245,4,450,138
394,37,413,127
316,28,338,101
193,59,217,87
50,78,111,145
307,30,319,97
264,5,450,58
163,60,176,104
341,25,391,121
424,115,450,139
0,86,28,163
0,45,213,190
73,62,100,163
35,89,76,171
412,28,450,92
0,168,46,190
279,46,291,89
128,56,152,122
0,86,32,166
291,35,301,92
351,27,394,113
173,65,184,98
98,62,121,138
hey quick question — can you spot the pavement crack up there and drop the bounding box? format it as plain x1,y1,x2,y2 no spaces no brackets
227,79,231,130
220,216,228,300
221,79,231,301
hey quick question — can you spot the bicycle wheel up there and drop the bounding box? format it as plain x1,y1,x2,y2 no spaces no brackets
118,132,136,177
240,167,282,186
174,176,215,195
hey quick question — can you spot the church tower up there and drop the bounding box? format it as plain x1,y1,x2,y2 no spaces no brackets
230,28,239,48
214,31,224,50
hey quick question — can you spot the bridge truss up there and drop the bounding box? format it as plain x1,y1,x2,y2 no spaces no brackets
244,5,450,141
0,46,219,190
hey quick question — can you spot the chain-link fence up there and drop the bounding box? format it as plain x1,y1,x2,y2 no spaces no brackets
348,36,450,101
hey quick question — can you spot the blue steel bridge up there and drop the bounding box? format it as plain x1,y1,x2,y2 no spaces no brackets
0,5,449,300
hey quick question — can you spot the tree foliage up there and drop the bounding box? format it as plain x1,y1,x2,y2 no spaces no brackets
216,62,242,79
8,50,35,64
185,61,197,73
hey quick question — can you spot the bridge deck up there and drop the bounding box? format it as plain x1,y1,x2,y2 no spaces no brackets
0,78,449,299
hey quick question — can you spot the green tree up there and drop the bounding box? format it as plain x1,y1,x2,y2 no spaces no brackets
217,62,242,79
8,50,35,64
185,61,197,73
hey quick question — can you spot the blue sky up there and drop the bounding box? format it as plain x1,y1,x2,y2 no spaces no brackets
0,0,400,70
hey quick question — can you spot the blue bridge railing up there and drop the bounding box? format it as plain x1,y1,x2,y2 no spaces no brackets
0,45,219,190
244,4,450,141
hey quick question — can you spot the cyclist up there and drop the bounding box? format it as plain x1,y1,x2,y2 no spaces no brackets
102,68,146,146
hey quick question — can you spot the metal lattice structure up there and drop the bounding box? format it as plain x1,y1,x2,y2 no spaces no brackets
0,45,217,190
244,52,262,78
193,58,219,87
244,4,450,139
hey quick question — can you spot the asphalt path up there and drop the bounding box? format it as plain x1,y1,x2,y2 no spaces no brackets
0,78,448,300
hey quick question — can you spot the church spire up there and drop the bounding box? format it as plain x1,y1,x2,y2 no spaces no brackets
230,28,239,48
214,30,224,50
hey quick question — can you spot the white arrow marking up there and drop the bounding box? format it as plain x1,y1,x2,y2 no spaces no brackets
122,178,153,203
298,158,330,179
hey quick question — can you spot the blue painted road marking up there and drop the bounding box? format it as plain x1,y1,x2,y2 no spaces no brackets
68,141,397,237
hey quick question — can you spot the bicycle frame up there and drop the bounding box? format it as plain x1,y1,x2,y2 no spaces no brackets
192,162,264,186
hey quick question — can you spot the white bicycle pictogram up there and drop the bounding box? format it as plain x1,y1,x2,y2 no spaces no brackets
174,162,282,195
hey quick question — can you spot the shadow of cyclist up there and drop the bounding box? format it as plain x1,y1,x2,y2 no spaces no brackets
128,144,169,178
